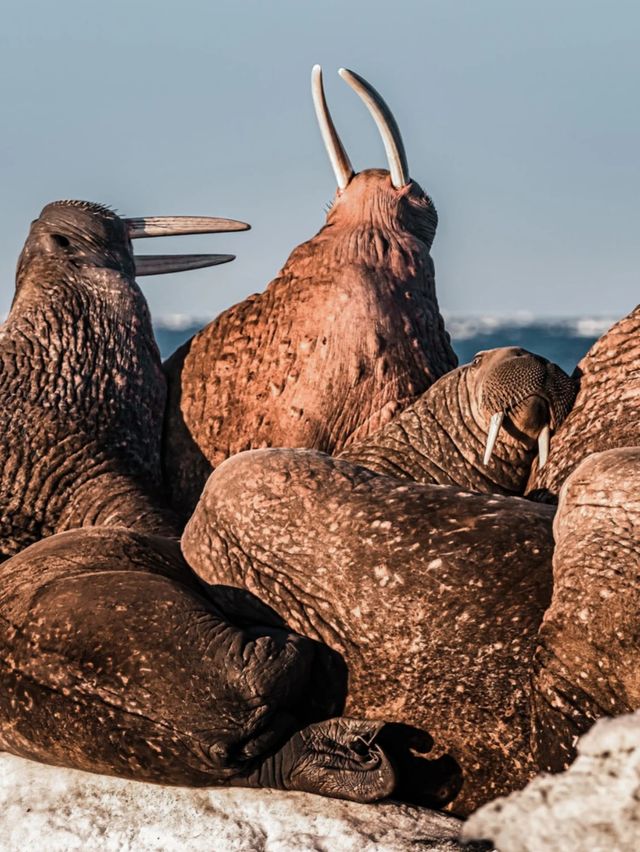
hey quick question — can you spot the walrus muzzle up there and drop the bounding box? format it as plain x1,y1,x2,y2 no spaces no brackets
479,350,577,468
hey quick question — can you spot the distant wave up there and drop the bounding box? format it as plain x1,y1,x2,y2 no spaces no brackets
154,313,617,340
441,314,616,341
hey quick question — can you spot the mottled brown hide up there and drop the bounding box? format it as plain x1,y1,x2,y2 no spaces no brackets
163,170,456,517
182,448,556,814
532,448,640,771
339,347,576,495
0,202,178,559
527,305,640,499
0,526,400,802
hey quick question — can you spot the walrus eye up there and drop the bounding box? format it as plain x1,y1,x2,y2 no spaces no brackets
51,234,71,249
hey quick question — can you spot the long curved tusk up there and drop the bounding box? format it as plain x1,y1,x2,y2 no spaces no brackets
338,68,409,189
537,424,551,468
311,65,354,190
126,217,250,239
134,254,235,276
483,412,505,466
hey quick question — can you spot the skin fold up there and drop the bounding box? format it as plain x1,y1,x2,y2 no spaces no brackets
182,448,556,814
163,73,457,519
0,526,407,803
0,202,179,559
339,347,577,495
527,304,640,500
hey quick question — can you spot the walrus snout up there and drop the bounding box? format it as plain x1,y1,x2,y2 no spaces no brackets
476,348,577,468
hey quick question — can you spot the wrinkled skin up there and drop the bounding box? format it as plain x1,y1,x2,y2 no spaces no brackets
339,347,576,495
0,526,410,802
527,305,640,499
163,169,457,517
182,448,556,814
0,202,178,559
532,448,640,772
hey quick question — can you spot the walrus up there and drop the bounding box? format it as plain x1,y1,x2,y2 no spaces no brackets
0,525,461,805
339,346,576,495
532,447,640,772
182,448,556,814
0,200,248,559
527,304,639,499
162,66,457,517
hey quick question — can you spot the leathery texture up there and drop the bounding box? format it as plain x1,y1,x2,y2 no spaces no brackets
0,259,177,559
528,304,640,499
532,448,640,772
339,348,576,496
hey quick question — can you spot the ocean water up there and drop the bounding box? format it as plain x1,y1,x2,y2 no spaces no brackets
154,315,615,376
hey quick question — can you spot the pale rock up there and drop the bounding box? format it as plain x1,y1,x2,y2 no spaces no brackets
0,752,480,851
463,712,640,852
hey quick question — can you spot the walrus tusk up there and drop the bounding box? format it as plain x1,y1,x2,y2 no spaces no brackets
312,65,354,190
126,217,250,239
338,68,409,189
134,254,235,276
483,412,504,466
537,423,551,468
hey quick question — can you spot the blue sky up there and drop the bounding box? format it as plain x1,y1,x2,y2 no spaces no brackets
1,0,638,320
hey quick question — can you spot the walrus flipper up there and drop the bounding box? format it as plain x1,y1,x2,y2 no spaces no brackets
235,718,396,802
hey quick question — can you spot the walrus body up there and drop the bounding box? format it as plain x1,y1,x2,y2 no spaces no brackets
532,448,640,771
163,68,456,518
0,201,247,558
0,526,400,802
183,446,640,813
182,448,556,813
527,304,640,499
339,347,576,495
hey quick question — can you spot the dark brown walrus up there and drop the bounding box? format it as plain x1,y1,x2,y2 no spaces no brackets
0,528,396,801
0,200,248,559
182,448,556,815
0,525,462,804
339,346,576,495
527,303,640,500
163,66,457,518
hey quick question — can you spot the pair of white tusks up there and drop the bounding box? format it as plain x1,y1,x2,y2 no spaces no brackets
125,215,250,277
483,412,550,468
311,66,409,190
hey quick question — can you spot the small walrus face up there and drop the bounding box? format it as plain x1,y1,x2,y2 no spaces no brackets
470,347,577,468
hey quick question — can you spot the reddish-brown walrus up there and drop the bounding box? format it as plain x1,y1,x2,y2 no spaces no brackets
527,303,640,500
163,67,457,518
182,447,556,815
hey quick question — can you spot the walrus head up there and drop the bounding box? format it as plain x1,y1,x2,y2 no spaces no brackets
339,345,576,495
473,347,577,470
313,66,438,267
13,199,248,308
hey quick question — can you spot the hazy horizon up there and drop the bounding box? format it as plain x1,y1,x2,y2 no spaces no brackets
1,0,638,323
